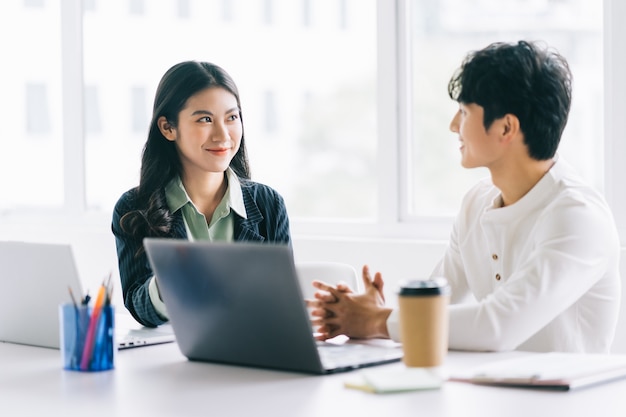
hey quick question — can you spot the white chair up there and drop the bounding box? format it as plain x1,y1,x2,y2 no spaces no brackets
295,261,361,300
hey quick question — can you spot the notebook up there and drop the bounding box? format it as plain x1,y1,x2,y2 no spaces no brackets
0,241,175,350
449,352,626,391
143,238,403,374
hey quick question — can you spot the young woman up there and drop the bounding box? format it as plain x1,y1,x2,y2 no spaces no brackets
112,61,291,327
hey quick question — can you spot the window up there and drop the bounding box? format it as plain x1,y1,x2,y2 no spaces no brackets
177,0,190,19
220,0,233,22
302,0,311,27
404,0,603,218
1,0,625,246
130,86,148,134
263,0,273,25
262,91,278,134
129,0,144,16
82,0,378,219
84,85,102,134
26,83,52,134
1,1,63,209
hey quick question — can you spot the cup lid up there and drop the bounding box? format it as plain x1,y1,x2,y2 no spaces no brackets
398,277,450,296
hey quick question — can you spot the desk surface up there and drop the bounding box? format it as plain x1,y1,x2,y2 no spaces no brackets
1,341,624,417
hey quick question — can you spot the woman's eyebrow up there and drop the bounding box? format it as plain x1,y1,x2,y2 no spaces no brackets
191,107,239,116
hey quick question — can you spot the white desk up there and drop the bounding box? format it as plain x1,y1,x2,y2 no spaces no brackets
0,341,624,417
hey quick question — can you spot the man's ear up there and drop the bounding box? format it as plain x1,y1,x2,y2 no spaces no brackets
157,116,176,141
500,114,520,144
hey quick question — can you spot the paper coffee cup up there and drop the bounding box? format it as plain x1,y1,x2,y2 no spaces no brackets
398,278,450,367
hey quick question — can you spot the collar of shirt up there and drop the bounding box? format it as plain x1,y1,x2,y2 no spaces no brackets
485,157,565,221
164,169,248,241
224,168,247,219
164,168,247,219
488,154,562,211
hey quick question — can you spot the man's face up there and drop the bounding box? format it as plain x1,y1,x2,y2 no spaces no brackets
449,102,504,169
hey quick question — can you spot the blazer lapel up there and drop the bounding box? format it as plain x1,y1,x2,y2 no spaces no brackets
171,211,188,239
235,190,265,242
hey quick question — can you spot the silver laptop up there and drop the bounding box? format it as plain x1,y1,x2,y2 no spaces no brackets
143,238,403,374
0,241,175,350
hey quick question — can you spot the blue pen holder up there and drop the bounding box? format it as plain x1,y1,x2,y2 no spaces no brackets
59,303,115,371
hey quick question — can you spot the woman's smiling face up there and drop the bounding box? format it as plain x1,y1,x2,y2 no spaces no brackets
164,86,242,176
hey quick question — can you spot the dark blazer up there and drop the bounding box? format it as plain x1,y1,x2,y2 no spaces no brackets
111,180,291,327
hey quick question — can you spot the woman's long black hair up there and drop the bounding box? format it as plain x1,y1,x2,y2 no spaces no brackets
120,61,251,241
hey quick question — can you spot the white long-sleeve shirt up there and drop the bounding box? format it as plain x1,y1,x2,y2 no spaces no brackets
387,159,621,353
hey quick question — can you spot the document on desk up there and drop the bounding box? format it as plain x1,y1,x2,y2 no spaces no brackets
345,367,444,394
449,352,626,391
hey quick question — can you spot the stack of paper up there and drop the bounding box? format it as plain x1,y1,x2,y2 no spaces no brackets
449,352,626,391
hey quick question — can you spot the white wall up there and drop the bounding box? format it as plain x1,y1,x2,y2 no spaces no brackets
2,225,625,353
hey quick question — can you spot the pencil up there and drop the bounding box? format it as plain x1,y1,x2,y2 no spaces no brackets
68,286,78,308
79,281,107,370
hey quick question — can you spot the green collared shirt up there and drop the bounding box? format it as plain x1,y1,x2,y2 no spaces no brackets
164,168,247,241
149,168,247,319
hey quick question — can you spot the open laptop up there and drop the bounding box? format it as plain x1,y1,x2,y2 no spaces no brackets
0,241,175,350
143,238,403,374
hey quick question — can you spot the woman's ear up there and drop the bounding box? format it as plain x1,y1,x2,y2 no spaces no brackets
157,116,176,141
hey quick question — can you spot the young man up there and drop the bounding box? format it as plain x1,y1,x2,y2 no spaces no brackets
308,40,621,353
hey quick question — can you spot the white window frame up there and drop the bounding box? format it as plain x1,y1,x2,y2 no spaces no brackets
604,0,626,244
61,0,85,216
4,0,625,247
291,0,452,240
294,0,626,244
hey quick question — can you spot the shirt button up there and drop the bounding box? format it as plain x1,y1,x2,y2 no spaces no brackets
495,274,501,281
492,254,498,260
